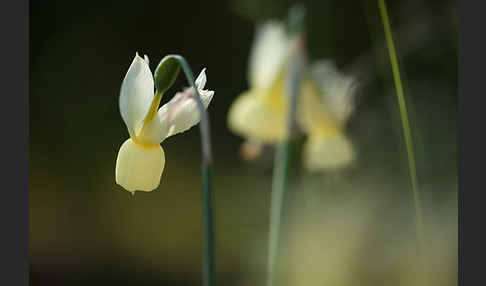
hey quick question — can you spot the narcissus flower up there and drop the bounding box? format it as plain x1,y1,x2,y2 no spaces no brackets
116,53,214,193
228,21,290,143
227,21,357,171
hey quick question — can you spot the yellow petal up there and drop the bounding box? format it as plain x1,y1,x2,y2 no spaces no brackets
303,134,355,171
228,69,289,143
227,89,287,143
115,138,165,193
297,79,341,137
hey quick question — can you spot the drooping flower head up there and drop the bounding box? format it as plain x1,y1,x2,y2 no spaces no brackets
228,21,290,143
116,53,214,193
227,21,357,171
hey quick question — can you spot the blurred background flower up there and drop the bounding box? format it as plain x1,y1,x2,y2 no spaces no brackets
227,20,358,171
30,0,457,285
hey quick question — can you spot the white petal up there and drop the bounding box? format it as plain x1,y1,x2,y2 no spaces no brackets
195,68,207,90
115,138,165,193
164,89,214,139
137,70,214,143
311,60,357,123
248,21,290,89
310,60,340,90
119,53,155,140
303,134,355,171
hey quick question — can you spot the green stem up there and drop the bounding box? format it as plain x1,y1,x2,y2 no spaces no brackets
202,162,214,286
267,139,294,286
377,0,426,273
267,12,305,284
164,55,214,286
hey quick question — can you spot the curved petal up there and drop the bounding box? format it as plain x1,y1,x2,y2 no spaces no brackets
303,134,355,171
119,53,155,140
310,60,357,123
227,89,287,143
138,69,214,143
162,89,214,139
115,138,165,193
195,68,207,90
248,21,290,89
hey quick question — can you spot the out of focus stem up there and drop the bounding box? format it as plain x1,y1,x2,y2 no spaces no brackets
268,139,295,286
267,5,306,286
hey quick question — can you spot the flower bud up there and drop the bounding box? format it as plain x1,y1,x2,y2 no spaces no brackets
154,56,181,93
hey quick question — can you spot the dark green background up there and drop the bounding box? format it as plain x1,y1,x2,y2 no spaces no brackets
30,0,457,285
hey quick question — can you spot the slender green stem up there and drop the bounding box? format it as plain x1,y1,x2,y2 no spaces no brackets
202,162,214,286
267,139,294,286
163,55,214,286
267,9,305,284
378,0,426,270
169,55,213,163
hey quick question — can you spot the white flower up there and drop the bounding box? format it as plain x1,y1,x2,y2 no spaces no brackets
116,53,214,194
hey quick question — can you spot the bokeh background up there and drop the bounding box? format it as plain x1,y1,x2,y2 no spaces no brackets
30,0,457,285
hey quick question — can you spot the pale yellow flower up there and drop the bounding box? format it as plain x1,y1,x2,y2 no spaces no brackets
228,21,290,143
227,22,357,170
116,53,214,193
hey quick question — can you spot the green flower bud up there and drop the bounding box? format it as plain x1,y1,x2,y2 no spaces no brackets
154,56,181,93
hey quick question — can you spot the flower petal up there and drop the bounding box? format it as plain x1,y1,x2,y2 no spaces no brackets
248,21,290,89
137,69,214,143
119,53,155,140
310,60,357,123
195,68,207,90
297,79,341,137
303,134,355,171
115,138,165,193
227,89,287,143
163,90,214,139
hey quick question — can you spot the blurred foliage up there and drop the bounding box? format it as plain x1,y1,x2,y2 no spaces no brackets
30,0,457,285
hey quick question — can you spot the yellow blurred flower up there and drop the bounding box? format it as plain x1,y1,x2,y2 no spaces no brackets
299,60,357,170
116,53,214,194
227,22,357,170
228,21,290,143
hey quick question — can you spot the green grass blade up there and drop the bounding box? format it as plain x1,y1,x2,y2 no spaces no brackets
377,0,426,279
